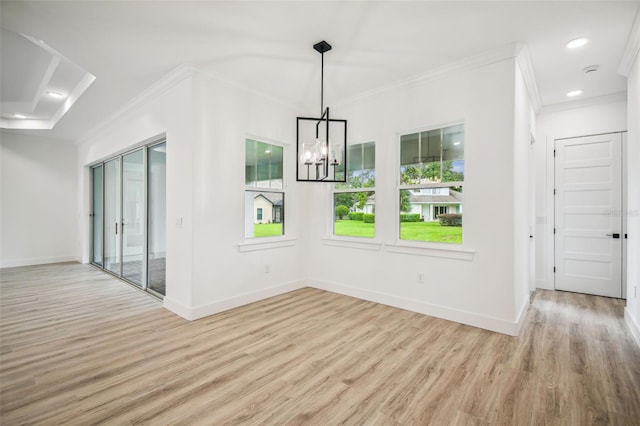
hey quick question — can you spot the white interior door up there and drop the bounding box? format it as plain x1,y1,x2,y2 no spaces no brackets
554,133,623,298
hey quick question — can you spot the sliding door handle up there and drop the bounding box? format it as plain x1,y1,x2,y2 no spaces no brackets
606,233,620,239
115,222,118,235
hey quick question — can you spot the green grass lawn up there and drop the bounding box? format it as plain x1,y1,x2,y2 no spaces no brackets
334,220,375,238
400,221,462,244
253,223,283,237
334,219,461,243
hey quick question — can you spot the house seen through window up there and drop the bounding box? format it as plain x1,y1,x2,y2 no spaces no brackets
245,139,284,238
399,124,464,244
333,142,375,238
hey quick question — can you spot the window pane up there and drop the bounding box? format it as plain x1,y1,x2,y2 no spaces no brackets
148,142,167,296
334,191,375,238
336,142,376,189
400,133,420,184
245,139,283,189
442,124,464,182
401,125,464,184
363,141,375,170
245,191,284,238
420,129,441,164
399,187,462,244
92,165,103,266
347,144,362,173
400,133,419,166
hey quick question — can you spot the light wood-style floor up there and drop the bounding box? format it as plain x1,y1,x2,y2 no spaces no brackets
1,263,639,425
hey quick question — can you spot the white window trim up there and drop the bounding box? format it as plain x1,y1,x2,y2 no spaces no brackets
321,237,383,251
238,236,297,252
396,122,466,248
243,137,288,246
385,241,474,260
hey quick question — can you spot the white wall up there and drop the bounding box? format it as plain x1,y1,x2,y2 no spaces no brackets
77,65,306,320
304,57,531,335
187,71,304,312
0,133,78,267
534,96,628,290
78,57,533,335
78,66,197,309
625,51,640,345
513,60,536,318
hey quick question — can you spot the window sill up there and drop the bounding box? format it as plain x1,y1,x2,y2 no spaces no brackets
385,242,475,260
238,237,296,252
321,237,383,251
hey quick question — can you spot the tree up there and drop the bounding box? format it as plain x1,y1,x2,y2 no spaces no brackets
400,190,412,212
355,191,372,210
335,205,349,219
401,161,463,184
440,161,464,182
334,193,355,210
401,166,420,184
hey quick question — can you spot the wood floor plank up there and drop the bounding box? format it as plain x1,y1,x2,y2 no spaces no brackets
1,262,640,425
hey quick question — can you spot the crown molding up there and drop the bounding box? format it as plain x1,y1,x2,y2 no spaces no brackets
515,44,542,113
538,91,627,115
77,63,197,145
336,43,520,107
619,8,640,77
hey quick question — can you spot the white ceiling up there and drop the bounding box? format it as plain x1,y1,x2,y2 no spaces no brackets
1,1,638,143
0,28,95,130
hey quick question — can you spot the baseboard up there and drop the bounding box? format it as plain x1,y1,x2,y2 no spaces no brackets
513,295,531,336
308,279,523,336
624,308,640,348
163,280,306,321
163,296,194,320
0,255,80,269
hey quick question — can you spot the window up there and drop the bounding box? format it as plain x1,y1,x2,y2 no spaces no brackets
333,142,375,238
245,139,285,238
434,206,448,217
399,124,464,244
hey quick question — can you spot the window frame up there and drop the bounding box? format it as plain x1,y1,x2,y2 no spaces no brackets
397,121,465,246
331,141,377,240
244,137,287,241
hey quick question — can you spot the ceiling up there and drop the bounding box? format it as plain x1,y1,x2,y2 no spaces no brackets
0,28,95,130
1,1,638,143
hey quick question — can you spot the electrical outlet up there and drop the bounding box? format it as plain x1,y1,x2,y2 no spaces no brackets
417,273,425,284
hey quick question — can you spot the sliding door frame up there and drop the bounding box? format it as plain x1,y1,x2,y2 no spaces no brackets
89,138,166,298
145,140,166,299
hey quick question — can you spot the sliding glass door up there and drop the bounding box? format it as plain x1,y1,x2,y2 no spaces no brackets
122,150,145,285
91,165,104,266
147,142,166,295
104,158,122,275
91,140,166,296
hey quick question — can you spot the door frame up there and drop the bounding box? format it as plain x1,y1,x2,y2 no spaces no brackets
89,137,166,297
552,131,627,298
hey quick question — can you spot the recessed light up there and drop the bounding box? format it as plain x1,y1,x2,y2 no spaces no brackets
453,142,461,146
566,37,589,49
14,113,26,119
46,91,65,99
567,90,583,97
